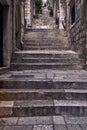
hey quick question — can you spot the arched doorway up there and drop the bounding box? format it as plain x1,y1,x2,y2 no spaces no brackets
0,3,3,67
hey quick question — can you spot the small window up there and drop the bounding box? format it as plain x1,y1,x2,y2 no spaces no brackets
71,3,76,24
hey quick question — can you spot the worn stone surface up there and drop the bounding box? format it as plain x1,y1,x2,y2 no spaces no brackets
18,116,53,125
80,124,87,130
54,125,67,130
0,116,87,129
0,117,18,125
33,125,53,130
67,124,82,130
0,127,4,130
65,116,87,125
4,126,32,130
53,116,65,125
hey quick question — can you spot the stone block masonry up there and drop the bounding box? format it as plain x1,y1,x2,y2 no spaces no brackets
67,0,87,66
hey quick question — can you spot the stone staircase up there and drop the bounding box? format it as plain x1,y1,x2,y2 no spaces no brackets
32,7,57,29
0,29,87,119
11,30,82,71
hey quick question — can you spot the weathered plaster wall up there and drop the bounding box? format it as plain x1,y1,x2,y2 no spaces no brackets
68,0,87,65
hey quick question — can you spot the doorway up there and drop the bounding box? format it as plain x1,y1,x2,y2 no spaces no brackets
0,3,3,67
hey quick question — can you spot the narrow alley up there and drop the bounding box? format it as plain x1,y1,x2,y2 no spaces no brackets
0,0,87,130
32,6,57,29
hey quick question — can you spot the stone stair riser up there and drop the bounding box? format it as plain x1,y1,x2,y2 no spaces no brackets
12,54,78,59
0,91,87,101
10,64,80,71
0,105,87,117
0,81,87,89
12,58,80,64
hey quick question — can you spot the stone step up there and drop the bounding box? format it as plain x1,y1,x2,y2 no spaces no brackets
18,57,79,63
24,39,68,44
0,100,87,117
24,41,68,46
0,77,87,89
0,89,87,101
25,29,66,35
10,62,80,71
23,46,68,50
13,50,78,59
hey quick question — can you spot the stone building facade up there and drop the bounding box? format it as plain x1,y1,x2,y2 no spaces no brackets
14,0,25,49
25,0,32,27
66,0,87,66
0,0,25,72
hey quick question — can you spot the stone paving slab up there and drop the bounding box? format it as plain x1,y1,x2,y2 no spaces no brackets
54,100,87,107
3,126,32,130
33,125,53,130
54,125,67,130
64,116,87,124
0,117,18,125
53,116,65,124
18,116,52,125
67,124,82,130
80,124,87,130
14,100,54,107
0,116,87,130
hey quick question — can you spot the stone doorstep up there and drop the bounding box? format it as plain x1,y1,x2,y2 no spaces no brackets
0,100,87,117
0,89,87,100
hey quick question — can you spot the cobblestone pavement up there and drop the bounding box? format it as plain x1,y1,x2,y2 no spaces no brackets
32,7,57,29
0,116,87,130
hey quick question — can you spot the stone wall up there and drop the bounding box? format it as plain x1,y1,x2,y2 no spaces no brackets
25,0,32,27
67,0,87,65
12,0,25,51
59,0,66,29
0,0,25,70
